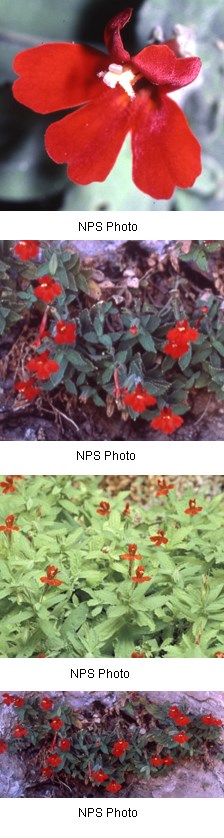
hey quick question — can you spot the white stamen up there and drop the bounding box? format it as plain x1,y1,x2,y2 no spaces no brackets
97,63,135,99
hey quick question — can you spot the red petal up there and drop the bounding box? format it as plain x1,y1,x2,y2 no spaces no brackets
131,91,201,199
132,45,201,91
45,88,131,184
104,8,132,63
13,44,108,113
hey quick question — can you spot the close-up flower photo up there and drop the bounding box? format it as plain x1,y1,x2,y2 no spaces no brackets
0,0,224,210
0,691,224,797
0,474,223,659
0,239,224,440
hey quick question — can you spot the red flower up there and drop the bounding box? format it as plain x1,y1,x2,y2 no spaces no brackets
173,733,189,744
123,383,157,413
184,499,202,515
0,515,20,533
132,565,151,584
13,697,25,708
34,276,62,304
41,766,53,778
14,240,40,260
91,769,109,782
105,780,122,793
112,739,129,757
40,565,62,586
37,654,46,658
163,339,190,359
150,530,168,546
47,753,62,767
129,326,138,335
214,652,224,658
12,9,201,200
156,479,175,496
0,477,16,494
49,718,64,731
13,725,28,738
166,320,199,344
150,756,164,767
201,715,222,727
27,350,60,380
120,543,142,562
59,739,71,751
40,576,62,586
40,697,53,711
96,501,111,516
168,706,179,717
150,408,184,435
2,693,15,705
15,378,40,400
173,714,191,727
0,740,8,754
162,756,174,766
122,502,130,516
54,321,76,344
131,651,145,658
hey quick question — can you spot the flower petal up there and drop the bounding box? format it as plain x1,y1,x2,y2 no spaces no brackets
45,88,132,184
13,44,108,113
132,45,201,91
104,8,132,63
131,91,201,199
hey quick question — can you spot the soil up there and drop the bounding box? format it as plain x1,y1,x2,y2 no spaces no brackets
1,240,224,441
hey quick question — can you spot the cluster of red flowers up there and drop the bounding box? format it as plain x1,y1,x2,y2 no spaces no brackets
112,739,129,757
2,693,25,707
14,240,40,260
150,755,174,767
40,566,62,587
201,714,222,727
163,319,199,359
168,706,191,726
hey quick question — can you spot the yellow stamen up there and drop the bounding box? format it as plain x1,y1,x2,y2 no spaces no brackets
98,63,135,99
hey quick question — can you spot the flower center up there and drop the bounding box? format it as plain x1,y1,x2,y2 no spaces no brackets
98,63,135,99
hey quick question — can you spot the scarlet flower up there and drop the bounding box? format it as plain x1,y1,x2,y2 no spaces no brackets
2,693,15,705
34,275,62,304
0,477,16,494
166,320,199,345
14,240,40,260
37,654,46,658
105,780,122,793
129,326,138,335
41,766,53,778
173,733,189,744
13,9,201,199
123,383,157,413
49,718,64,731
168,706,179,717
13,725,28,738
59,739,71,751
54,321,76,344
150,408,184,435
122,502,130,516
131,651,145,658
201,715,222,727
96,501,111,516
15,378,40,400
150,530,168,546
40,697,53,711
173,714,191,726
91,769,109,782
214,652,224,658
13,697,25,708
0,741,8,754
184,499,202,515
132,565,151,584
112,739,129,757
163,339,190,359
150,756,164,767
162,756,174,766
47,753,62,767
120,543,142,561
40,565,62,586
0,515,20,533
156,479,175,496
27,350,60,380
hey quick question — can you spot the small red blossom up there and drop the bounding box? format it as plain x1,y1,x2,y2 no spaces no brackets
105,780,122,793
47,753,62,767
184,499,202,515
2,693,15,705
166,320,199,344
131,651,145,658
129,325,138,335
201,306,208,313
122,502,130,516
41,766,53,778
162,756,174,766
49,718,64,731
120,543,142,562
123,383,157,413
168,706,179,717
0,740,8,754
132,565,151,584
37,654,46,658
14,240,40,260
91,769,109,782
112,739,129,757
96,501,111,516
201,715,222,727
40,697,54,711
13,724,28,738
40,565,62,586
173,733,189,744
0,477,16,494
150,756,164,767
59,739,71,751
13,697,25,708
173,714,191,726
0,515,20,533
214,652,224,658
150,530,168,546
156,479,175,497
15,378,40,401
13,10,201,199
33,275,62,304
150,408,184,435
163,338,190,359
27,350,60,380
54,320,76,344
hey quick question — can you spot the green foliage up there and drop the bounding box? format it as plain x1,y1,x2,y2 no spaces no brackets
0,476,223,658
